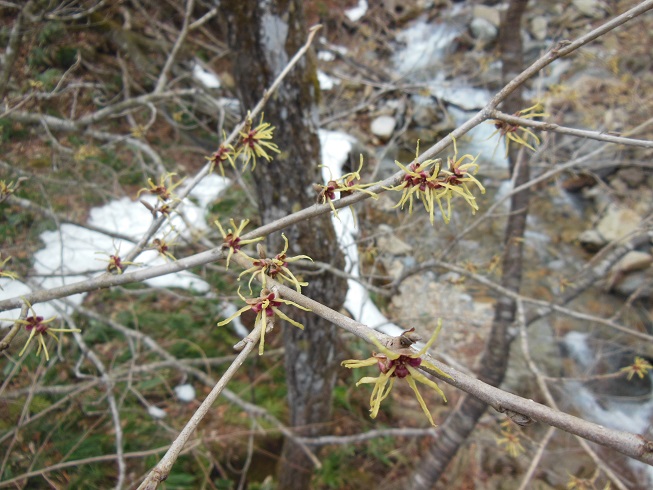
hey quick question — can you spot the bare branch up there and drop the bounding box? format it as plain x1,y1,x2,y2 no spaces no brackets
298,427,438,446
136,321,262,489
517,301,631,490
154,0,195,93
489,110,653,149
0,0,31,98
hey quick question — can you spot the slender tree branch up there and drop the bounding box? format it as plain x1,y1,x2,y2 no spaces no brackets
517,301,631,490
485,0,653,112
64,312,126,490
7,195,138,244
298,427,438,446
154,0,195,93
0,443,199,489
120,23,325,265
0,304,27,354
489,110,653,149
253,269,653,465
516,426,555,490
136,321,262,489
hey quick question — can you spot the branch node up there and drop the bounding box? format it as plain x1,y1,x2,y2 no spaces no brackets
497,404,535,427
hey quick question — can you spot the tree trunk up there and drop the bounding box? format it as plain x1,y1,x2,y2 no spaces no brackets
220,2,347,489
406,1,530,487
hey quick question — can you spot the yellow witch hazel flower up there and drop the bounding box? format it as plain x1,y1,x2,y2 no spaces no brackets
206,132,237,177
1,179,21,203
437,136,486,223
386,139,484,224
385,142,445,224
620,356,652,380
496,420,525,458
0,253,19,285
95,250,140,274
342,319,451,426
151,237,177,261
315,155,378,219
217,288,310,355
490,102,547,156
215,218,264,268
1,301,80,361
136,172,185,202
238,113,280,170
238,233,312,293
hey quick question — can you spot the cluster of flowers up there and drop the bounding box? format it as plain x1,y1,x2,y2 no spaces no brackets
214,219,310,354
206,113,280,176
387,138,485,224
314,155,378,219
215,226,453,425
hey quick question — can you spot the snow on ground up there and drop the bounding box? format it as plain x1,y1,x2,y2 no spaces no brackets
319,130,404,337
318,70,339,91
344,0,368,22
192,60,221,89
1,174,230,325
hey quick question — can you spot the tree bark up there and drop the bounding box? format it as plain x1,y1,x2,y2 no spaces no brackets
406,1,530,487
220,2,346,489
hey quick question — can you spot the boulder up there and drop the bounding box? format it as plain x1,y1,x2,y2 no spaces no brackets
595,205,641,243
470,17,498,43
530,16,548,41
370,115,397,141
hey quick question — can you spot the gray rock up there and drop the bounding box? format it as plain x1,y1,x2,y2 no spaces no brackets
530,16,548,41
610,251,653,274
596,205,641,242
412,104,440,127
611,268,653,298
472,4,501,27
376,225,414,255
470,17,498,43
578,229,606,252
615,166,647,188
572,0,607,18
370,115,397,141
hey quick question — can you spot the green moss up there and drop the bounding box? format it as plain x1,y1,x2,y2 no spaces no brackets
0,118,29,143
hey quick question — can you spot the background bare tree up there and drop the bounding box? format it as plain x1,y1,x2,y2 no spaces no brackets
219,1,347,488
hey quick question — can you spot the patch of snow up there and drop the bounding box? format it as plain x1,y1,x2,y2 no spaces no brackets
345,0,368,22
428,79,491,111
319,130,404,338
318,70,339,91
192,61,221,89
563,331,593,368
448,106,509,168
563,331,653,485
147,405,167,419
174,383,196,402
567,379,653,485
219,302,250,338
1,175,230,326
318,51,335,62
0,280,64,326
